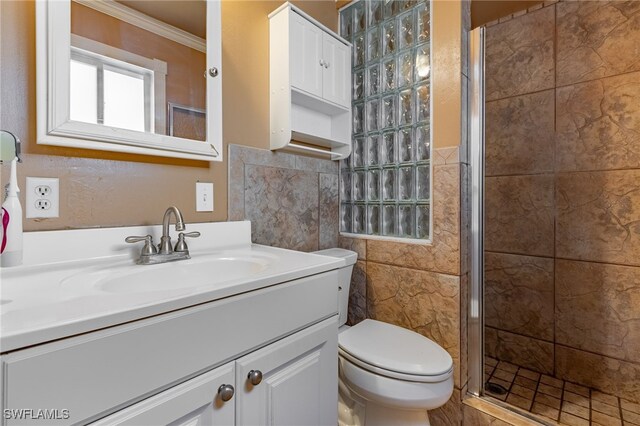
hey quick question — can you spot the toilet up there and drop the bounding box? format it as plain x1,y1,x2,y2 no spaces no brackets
313,248,454,426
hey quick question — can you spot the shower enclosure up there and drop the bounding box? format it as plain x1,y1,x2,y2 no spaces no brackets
469,2,640,424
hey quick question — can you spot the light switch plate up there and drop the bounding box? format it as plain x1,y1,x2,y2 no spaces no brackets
196,182,214,212
25,177,59,218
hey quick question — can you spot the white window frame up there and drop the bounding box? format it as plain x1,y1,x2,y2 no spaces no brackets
70,35,167,134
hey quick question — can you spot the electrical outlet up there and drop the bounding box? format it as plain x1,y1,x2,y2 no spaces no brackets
35,199,51,210
35,185,52,196
196,182,214,212
26,177,59,218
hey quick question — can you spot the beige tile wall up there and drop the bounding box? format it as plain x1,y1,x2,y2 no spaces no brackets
484,0,640,403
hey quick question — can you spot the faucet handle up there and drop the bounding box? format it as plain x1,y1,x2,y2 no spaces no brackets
174,231,200,253
125,235,158,256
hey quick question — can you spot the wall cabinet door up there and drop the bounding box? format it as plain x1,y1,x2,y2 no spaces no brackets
290,12,323,98
90,362,236,426
235,316,338,426
322,33,351,108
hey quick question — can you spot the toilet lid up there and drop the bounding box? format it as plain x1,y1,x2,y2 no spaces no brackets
338,320,453,378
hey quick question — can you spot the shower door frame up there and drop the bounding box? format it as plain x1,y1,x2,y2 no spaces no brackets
468,26,485,398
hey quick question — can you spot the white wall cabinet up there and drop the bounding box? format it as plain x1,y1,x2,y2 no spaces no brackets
290,12,324,99
320,33,350,108
269,3,352,160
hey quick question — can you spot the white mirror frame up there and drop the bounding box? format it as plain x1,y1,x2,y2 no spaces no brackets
36,0,222,162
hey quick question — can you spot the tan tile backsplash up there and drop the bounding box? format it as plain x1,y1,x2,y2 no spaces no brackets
228,145,339,252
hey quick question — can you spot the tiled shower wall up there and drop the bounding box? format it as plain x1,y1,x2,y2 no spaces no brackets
484,1,640,402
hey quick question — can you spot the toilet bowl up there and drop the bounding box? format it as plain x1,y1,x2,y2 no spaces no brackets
313,248,454,426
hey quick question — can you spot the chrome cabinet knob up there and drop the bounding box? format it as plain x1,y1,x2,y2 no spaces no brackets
208,67,219,77
324,62,330,69
217,384,234,402
319,59,324,67
248,370,263,386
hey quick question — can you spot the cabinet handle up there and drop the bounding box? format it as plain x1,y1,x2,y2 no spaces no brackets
218,384,235,402
319,59,324,67
208,67,219,77
248,369,263,386
324,62,330,69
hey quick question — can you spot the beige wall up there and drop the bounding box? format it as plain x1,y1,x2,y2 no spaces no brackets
470,0,543,28
0,0,337,231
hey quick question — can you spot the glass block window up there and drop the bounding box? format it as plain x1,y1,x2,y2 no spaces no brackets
339,0,431,240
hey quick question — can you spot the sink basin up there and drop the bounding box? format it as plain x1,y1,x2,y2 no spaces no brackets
61,256,271,294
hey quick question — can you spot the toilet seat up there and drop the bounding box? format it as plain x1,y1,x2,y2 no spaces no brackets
339,320,453,383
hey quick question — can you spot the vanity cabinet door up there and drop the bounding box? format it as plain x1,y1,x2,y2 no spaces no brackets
289,11,324,98
90,362,235,426
235,316,338,426
321,33,351,108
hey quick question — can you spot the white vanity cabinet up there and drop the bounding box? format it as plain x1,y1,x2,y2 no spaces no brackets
90,362,237,426
91,317,337,426
269,2,352,159
0,271,339,426
235,317,337,426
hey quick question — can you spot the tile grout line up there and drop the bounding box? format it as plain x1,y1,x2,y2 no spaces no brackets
530,372,545,420
485,253,640,275
589,388,593,424
618,395,624,425
558,377,565,423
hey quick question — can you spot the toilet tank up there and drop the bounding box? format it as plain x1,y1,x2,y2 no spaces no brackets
312,248,358,327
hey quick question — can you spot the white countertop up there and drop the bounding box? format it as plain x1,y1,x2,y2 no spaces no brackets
0,221,343,353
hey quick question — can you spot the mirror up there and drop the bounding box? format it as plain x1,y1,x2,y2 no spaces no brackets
0,131,21,164
36,0,222,162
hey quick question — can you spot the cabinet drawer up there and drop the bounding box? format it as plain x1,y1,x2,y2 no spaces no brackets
1,270,338,425
90,362,235,426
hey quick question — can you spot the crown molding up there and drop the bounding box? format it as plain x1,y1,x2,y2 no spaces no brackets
74,0,206,53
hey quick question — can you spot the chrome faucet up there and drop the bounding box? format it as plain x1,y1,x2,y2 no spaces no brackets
125,206,200,265
159,206,185,254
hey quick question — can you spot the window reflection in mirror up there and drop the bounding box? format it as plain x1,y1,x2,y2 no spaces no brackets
69,0,207,141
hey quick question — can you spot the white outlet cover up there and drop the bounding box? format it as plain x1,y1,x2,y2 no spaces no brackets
25,177,59,219
196,182,214,212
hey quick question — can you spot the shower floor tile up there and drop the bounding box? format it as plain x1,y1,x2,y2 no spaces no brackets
484,357,638,425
